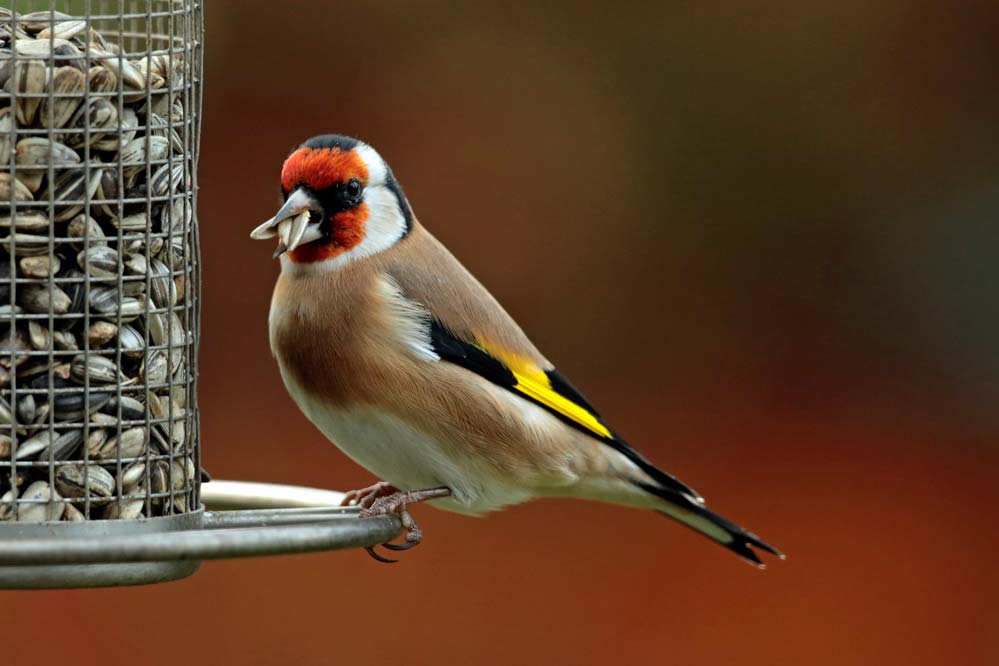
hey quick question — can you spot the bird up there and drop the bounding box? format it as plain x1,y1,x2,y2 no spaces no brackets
251,134,783,567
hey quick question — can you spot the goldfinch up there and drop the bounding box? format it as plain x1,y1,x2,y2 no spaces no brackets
251,135,783,567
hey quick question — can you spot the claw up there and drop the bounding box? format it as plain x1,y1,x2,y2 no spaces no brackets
341,481,399,509
364,546,398,564
381,540,419,552
353,485,451,562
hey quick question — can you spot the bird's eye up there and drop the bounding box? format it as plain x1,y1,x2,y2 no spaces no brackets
345,178,362,199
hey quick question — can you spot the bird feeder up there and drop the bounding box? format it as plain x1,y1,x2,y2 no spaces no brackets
0,1,400,589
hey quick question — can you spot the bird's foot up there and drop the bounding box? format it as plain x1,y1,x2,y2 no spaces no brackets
340,481,399,510
357,486,452,563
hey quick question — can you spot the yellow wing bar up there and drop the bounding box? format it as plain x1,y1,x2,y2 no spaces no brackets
480,342,612,440
510,370,612,439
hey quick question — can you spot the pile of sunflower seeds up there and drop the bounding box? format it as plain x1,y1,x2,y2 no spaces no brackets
0,10,197,521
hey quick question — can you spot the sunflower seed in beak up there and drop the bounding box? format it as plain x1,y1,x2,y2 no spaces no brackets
278,211,313,254
249,216,279,240
252,188,320,251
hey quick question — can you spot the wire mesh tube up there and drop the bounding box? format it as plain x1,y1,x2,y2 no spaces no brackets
0,1,202,524
0,5,398,589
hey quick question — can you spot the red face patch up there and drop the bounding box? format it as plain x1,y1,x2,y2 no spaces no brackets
281,146,371,264
287,204,370,264
281,147,369,193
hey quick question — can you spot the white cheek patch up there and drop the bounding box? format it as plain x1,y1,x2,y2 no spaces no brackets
356,143,387,186
362,184,408,250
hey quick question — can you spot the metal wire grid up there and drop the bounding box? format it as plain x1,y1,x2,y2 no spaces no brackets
0,0,202,522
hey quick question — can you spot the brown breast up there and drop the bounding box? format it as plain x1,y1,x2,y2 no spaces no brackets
267,223,610,484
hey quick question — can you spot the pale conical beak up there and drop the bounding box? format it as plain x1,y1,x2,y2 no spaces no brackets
250,189,324,257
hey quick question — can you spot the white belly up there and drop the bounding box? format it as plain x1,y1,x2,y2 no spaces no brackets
280,370,534,515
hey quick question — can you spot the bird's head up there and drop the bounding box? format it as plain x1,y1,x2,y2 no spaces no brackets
250,134,412,268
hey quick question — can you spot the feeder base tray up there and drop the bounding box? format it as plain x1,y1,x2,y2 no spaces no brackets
0,511,204,589
0,482,401,589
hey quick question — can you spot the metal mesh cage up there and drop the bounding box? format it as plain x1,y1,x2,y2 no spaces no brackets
0,1,203,524
0,2,404,589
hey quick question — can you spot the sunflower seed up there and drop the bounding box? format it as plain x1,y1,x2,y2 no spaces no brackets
62,501,85,521
118,324,145,358
103,493,144,519
26,402,50,435
19,254,60,278
0,173,34,202
149,460,168,494
15,393,35,423
15,480,64,522
77,245,119,277
93,426,145,460
87,285,119,313
85,427,107,457
27,321,51,350
114,212,147,231
40,66,85,128
64,98,117,148
70,353,122,384
124,252,147,276
16,137,80,170
52,330,77,351
161,196,192,235
14,430,54,460
102,396,145,421
119,135,169,177
149,310,185,347
141,349,168,384
17,12,74,34
67,213,106,249
14,138,78,193
89,46,144,89
86,320,117,348
55,463,114,498
19,283,71,313
0,329,30,365
53,391,111,421
15,170,43,193
9,59,48,125
47,167,102,221
37,19,87,42
85,65,116,94
94,107,140,152
46,429,83,460
0,488,15,519
0,212,49,231
149,162,185,198
120,460,146,490
149,393,186,445
0,107,12,164
148,257,177,307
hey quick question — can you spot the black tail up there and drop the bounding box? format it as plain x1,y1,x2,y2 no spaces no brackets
637,483,784,567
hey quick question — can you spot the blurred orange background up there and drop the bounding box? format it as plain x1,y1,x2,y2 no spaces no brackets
6,2,999,664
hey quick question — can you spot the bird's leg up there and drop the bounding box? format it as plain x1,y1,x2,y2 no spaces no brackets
339,481,399,509
358,486,452,563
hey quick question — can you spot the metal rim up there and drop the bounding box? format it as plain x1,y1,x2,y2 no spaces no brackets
200,479,348,510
